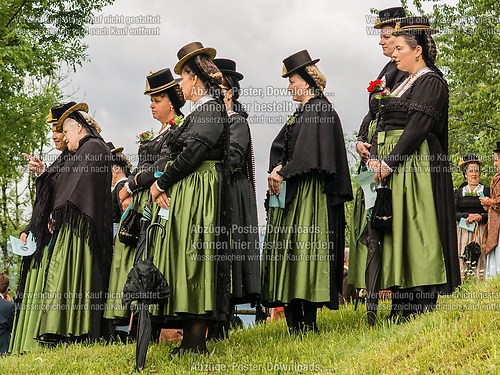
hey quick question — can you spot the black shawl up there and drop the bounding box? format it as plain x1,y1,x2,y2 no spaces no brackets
30,148,72,264
51,136,113,271
268,97,353,209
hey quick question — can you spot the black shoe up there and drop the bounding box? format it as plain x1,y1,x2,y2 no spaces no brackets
187,347,209,355
168,346,186,359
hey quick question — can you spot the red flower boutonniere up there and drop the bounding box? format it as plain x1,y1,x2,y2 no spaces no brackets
367,79,384,93
136,129,155,144
167,115,184,127
374,87,394,99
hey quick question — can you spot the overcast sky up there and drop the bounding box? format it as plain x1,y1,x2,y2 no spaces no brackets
61,0,437,224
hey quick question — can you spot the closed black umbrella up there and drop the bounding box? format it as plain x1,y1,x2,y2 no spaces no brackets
365,221,381,326
365,186,392,325
123,222,169,371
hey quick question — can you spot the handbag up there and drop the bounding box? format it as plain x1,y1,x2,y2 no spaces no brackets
461,223,481,267
370,186,393,232
118,201,143,246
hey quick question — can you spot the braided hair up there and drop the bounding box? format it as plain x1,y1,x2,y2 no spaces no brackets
400,33,443,77
224,74,249,119
186,54,225,107
297,64,330,103
165,84,186,116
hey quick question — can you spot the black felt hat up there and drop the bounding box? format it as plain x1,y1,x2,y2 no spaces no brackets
174,41,216,75
374,7,407,29
48,102,81,125
281,50,319,78
144,68,179,95
54,102,90,131
494,141,500,153
106,142,124,154
214,58,244,81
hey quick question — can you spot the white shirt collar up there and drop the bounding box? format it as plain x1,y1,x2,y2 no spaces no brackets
192,95,213,111
112,177,128,192
463,184,484,195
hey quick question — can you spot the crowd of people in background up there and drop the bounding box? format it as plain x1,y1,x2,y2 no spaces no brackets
0,6,499,360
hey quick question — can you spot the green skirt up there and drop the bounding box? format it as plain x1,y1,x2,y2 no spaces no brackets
377,130,446,289
149,161,220,317
36,215,104,341
348,182,368,288
348,119,378,288
9,249,50,354
104,189,150,320
261,174,332,305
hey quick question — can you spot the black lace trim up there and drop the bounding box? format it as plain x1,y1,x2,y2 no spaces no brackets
379,98,410,114
50,202,112,273
408,100,442,121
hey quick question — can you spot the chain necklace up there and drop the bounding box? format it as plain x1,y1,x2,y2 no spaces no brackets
392,67,431,97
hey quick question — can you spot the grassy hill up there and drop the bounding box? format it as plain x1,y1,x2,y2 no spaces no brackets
1,277,499,374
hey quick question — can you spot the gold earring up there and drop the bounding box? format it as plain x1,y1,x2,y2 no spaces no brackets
416,56,420,62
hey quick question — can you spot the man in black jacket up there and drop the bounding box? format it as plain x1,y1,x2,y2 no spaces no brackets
0,273,14,354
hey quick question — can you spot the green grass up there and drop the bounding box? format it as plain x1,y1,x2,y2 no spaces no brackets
2,277,499,374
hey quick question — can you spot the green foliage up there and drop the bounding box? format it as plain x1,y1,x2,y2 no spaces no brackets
1,277,499,373
401,0,500,187
0,0,114,273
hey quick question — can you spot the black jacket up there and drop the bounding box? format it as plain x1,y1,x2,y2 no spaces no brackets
0,297,14,354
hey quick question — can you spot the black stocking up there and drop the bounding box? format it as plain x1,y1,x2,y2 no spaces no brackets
187,318,208,353
284,300,302,334
302,301,319,333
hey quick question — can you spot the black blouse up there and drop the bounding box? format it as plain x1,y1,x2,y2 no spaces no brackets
357,60,408,143
157,99,226,191
127,127,175,192
454,185,490,223
112,179,127,223
371,71,449,170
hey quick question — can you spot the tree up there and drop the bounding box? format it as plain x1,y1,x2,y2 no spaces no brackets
0,0,114,273
401,0,500,186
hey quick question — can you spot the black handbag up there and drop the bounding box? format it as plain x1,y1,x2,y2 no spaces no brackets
119,206,143,246
371,186,393,232
461,224,482,267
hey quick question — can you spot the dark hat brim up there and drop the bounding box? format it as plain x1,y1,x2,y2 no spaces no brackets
144,79,179,95
174,47,216,75
282,59,320,78
47,110,57,124
55,102,89,131
220,69,244,81
374,17,406,29
392,18,438,35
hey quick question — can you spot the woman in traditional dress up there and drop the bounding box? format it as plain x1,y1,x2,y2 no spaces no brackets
207,58,259,338
35,103,113,343
480,143,500,280
10,103,75,353
349,7,408,317
455,154,490,280
104,68,185,327
107,142,131,237
262,50,352,334
368,17,460,317
149,42,229,354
